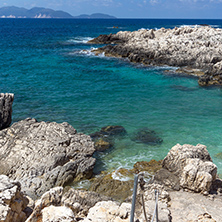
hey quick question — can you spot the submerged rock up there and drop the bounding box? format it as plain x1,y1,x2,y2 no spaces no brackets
0,93,14,130
90,125,127,151
131,127,163,145
0,118,96,199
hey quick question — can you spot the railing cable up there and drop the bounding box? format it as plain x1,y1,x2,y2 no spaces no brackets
130,173,159,222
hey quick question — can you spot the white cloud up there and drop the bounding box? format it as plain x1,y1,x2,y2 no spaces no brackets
150,0,159,5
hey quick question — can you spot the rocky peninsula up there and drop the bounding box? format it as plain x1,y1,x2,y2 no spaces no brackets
0,93,222,222
89,26,222,86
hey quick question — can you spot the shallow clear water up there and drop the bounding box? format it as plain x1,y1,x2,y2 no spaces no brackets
1,18,222,176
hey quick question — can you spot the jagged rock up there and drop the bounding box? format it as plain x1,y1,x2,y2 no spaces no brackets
180,158,217,192
161,144,217,193
0,93,14,130
61,188,111,218
90,26,222,86
162,144,212,177
131,128,163,145
41,206,76,222
26,187,64,222
0,118,96,199
0,175,29,222
152,168,180,191
82,201,131,222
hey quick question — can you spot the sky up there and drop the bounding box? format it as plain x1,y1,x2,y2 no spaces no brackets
1,0,222,19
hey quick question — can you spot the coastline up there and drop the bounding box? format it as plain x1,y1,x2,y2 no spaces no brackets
1,19,222,221
89,25,222,86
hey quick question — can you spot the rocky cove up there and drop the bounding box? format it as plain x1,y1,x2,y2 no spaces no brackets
1,92,222,222
88,25,222,86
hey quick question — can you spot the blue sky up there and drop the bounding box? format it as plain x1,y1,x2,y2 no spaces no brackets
1,0,222,19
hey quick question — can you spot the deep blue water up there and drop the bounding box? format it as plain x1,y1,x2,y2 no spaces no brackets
1,18,222,176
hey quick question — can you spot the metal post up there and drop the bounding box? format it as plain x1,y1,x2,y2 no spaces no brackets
130,174,139,222
155,190,159,222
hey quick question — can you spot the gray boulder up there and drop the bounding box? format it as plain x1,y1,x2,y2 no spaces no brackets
162,143,212,177
0,118,96,199
0,93,14,130
0,175,29,222
162,144,217,193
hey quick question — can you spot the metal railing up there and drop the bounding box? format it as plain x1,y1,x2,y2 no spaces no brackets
130,173,159,222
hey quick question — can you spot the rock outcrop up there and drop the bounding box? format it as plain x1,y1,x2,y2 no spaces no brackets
89,26,222,86
0,93,14,130
0,118,96,199
26,186,112,221
82,201,131,222
155,144,217,193
0,175,29,222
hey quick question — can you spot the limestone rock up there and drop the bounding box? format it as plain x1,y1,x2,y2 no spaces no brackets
152,168,180,191
0,118,96,199
161,144,217,192
82,201,131,222
0,93,14,130
90,26,222,86
41,206,76,222
180,158,217,192
26,187,64,222
0,175,29,222
61,188,111,218
162,144,212,177
168,189,222,222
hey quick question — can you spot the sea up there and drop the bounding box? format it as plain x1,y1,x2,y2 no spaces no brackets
1,18,222,177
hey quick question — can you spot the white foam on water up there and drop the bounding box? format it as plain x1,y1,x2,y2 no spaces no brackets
67,36,93,44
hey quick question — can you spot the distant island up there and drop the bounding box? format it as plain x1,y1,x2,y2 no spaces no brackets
75,13,116,19
0,6,116,19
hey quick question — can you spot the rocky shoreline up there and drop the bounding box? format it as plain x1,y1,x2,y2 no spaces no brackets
1,94,222,222
89,26,222,86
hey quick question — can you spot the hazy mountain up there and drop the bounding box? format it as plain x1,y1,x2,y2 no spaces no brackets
75,13,116,19
0,6,116,19
0,6,73,18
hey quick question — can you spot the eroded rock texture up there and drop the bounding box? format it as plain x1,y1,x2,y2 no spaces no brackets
0,93,14,130
0,118,95,199
0,175,29,222
90,26,222,86
160,144,217,193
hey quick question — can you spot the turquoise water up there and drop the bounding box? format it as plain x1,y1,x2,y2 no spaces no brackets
1,18,222,175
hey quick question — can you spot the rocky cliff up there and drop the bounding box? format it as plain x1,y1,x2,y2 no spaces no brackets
0,118,95,199
89,26,222,86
